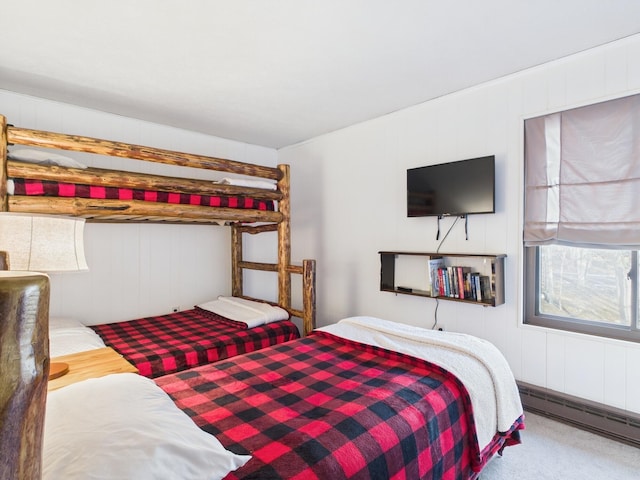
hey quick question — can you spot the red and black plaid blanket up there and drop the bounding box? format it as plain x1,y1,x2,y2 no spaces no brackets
157,331,523,480
91,308,299,378
11,178,274,211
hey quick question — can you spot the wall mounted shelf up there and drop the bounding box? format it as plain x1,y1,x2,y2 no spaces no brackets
379,251,506,307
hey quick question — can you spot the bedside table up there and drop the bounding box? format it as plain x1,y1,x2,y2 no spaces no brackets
48,347,138,391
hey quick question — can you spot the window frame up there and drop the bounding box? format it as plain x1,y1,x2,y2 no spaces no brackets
524,246,640,343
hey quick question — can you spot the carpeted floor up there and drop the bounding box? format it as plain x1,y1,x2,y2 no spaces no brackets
480,412,640,479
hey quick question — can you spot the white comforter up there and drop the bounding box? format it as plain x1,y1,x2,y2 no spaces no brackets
319,316,523,451
44,373,249,480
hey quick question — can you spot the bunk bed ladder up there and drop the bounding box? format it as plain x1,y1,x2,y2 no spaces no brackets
230,224,316,336
230,164,316,336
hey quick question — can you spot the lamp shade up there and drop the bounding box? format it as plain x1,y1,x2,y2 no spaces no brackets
0,213,89,272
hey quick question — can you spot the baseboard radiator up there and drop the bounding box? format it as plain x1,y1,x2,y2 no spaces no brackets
517,381,640,449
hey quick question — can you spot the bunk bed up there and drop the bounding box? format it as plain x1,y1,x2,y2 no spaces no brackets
0,114,316,338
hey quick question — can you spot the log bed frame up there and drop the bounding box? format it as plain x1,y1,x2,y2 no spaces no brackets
0,114,316,335
0,113,316,478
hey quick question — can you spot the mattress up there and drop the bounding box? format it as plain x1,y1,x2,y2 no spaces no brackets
91,308,299,378
10,178,274,211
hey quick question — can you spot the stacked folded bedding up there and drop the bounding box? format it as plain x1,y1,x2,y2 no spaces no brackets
196,296,289,328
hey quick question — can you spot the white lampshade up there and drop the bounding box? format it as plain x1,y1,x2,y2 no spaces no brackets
0,213,89,272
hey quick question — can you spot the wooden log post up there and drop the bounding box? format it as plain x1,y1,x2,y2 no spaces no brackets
231,225,243,297
277,165,291,312
0,272,50,480
1,114,8,212
302,259,316,336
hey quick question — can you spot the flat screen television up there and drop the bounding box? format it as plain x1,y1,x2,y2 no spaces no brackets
407,155,495,217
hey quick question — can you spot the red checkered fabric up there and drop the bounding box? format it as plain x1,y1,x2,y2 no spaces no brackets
91,308,299,378
157,331,523,479
11,178,274,211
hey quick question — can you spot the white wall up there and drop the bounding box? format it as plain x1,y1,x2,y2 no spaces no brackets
1,90,279,324
281,34,640,414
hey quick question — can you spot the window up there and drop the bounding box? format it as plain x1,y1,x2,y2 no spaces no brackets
524,246,640,342
523,94,640,343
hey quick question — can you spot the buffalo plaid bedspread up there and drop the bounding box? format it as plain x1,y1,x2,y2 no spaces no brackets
91,308,299,378
11,178,274,211
157,331,523,480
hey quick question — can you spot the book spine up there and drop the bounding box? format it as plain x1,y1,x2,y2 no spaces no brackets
451,267,458,298
474,274,482,301
464,270,472,298
443,268,450,297
456,266,465,300
428,257,445,297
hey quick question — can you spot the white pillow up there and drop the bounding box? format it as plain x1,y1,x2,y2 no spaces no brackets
48,317,105,357
49,328,106,358
9,148,88,169
43,373,250,480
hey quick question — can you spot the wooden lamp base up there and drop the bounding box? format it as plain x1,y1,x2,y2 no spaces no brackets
49,362,69,380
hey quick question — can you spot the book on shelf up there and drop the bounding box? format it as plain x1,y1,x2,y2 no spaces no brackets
428,264,491,303
447,266,456,297
456,266,471,299
463,269,473,299
437,268,446,296
472,273,481,301
443,268,451,297
468,274,492,302
427,257,445,297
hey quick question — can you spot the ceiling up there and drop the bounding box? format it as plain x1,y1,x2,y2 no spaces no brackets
2,1,640,149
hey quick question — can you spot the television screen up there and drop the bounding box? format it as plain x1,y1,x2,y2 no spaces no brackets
407,155,495,217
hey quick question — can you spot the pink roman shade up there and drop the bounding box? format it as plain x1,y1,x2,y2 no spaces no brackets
524,93,640,249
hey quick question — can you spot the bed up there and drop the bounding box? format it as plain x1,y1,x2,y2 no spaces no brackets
43,317,525,480
2,114,316,369
89,300,300,378
0,113,316,337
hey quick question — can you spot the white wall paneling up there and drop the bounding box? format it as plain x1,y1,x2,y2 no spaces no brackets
281,33,640,414
604,344,628,410
545,332,566,393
